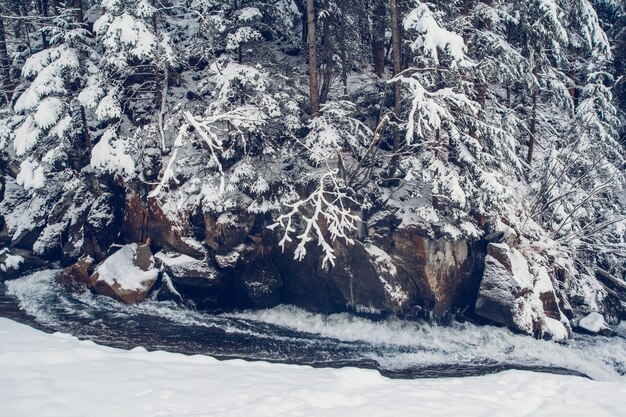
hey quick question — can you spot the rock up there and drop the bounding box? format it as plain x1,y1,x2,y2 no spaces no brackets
391,225,481,317
484,221,518,247
90,243,159,304
204,212,255,253
475,243,572,339
215,245,245,269
474,243,543,335
328,241,415,313
155,251,224,310
575,312,613,336
122,191,205,258
153,272,185,304
83,192,124,263
534,266,560,320
56,256,94,290
0,248,48,280
543,317,569,342
273,244,346,313
232,259,282,308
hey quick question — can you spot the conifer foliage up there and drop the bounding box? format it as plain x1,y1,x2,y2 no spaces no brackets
0,0,623,315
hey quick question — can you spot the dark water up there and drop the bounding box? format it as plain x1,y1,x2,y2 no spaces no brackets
2,270,626,381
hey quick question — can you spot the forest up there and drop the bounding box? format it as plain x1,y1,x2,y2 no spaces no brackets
0,0,624,341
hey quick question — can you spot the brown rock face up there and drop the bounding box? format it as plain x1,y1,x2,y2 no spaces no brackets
56,256,94,290
391,226,480,317
122,192,205,257
272,223,482,317
539,290,561,320
204,212,256,253
233,259,283,308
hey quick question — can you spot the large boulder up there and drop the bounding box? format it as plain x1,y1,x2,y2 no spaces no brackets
204,211,256,253
327,241,416,314
90,243,159,304
273,244,346,313
475,243,569,340
574,312,612,336
56,256,94,290
155,251,225,309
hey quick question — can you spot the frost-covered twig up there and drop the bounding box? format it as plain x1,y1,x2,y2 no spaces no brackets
268,170,360,268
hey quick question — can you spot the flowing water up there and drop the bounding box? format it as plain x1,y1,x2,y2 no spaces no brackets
2,269,626,381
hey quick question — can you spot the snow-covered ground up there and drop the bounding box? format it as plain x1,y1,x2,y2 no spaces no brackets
1,318,625,417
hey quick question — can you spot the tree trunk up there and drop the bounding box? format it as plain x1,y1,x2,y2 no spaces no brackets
39,0,50,48
74,0,85,24
527,58,539,165
319,11,332,105
388,0,402,178
371,0,386,77
306,0,320,116
0,18,12,103
476,79,487,110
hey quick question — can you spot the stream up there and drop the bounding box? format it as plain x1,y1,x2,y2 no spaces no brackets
2,269,626,381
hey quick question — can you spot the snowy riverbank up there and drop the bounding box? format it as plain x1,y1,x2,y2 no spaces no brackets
1,318,625,417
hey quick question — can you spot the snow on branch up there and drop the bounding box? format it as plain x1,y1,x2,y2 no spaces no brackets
392,73,478,144
403,3,468,67
184,110,225,185
268,170,360,268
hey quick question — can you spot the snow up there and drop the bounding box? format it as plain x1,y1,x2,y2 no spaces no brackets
94,244,159,292
544,317,569,342
16,159,45,190
505,245,534,289
90,129,135,177
1,254,25,271
577,313,609,334
227,26,262,50
1,318,625,417
238,7,262,22
365,244,397,277
95,89,122,121
99,13,157,60
403,4,467,66
534,264,554,293
13,116,41,157
33,97,64,129
155,251,216,279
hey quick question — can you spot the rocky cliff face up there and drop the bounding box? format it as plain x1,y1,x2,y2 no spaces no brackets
2,188,604,341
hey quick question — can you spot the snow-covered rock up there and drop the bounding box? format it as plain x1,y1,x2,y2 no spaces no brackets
475,243,570,339
154,251,223,309
0,248,47,280
90,243,159,304
575,312,612,336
